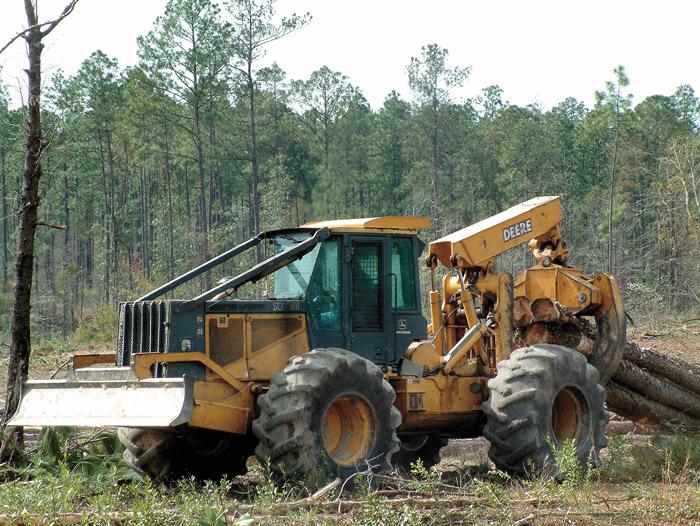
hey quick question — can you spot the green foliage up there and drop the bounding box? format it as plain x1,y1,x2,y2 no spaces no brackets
174,477,255,526
469,476,509,508
71,304,118,345
638,435,700,483
0,289,12,328
550,438,587,487
0,433,260,525
626,281,664,314
0,0,699,339
29,427,131,480
407,457,441,491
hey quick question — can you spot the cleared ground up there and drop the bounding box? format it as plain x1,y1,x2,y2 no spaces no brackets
0,319,699,524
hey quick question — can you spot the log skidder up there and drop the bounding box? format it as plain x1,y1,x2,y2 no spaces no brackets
482,345,608,475
9,197,625,485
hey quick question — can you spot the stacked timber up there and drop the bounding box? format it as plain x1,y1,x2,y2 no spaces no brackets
607,341,700,432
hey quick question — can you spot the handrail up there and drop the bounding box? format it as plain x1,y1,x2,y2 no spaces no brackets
183,228,331,308
137,233,264,301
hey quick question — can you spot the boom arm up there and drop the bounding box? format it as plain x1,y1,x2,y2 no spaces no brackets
427,196,566,270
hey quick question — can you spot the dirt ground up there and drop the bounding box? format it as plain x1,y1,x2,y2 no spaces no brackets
628,317,700,365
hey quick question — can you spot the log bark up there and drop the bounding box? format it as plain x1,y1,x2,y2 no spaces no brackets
606,381,700,433
530,298,557,322
524,323,550,345
612,358,700,418
623,341,700,398
513,296,532,327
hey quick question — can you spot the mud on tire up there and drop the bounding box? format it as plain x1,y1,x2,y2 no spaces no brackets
392,434,448,473
481,344,608,476
118,427,253,482
253,348,401,485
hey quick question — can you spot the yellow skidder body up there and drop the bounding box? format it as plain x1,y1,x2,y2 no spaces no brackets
10,196,625,482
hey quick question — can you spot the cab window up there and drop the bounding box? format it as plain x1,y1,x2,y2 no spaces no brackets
306,240,341,330
272,236,341,331
391,237,417,311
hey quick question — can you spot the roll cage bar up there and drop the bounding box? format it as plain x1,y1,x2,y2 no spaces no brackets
137,228,331,308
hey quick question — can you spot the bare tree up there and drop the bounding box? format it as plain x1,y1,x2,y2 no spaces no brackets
1,0,80,430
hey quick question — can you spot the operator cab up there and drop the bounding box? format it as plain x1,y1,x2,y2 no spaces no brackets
267,217,430,366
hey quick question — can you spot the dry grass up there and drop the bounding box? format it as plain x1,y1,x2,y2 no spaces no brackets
0,432,698,525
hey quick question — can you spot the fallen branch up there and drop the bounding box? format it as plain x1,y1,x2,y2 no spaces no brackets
35,220,67,231
373,472,462,491
308,477,340,502
234,495,488,517
604,420,641,435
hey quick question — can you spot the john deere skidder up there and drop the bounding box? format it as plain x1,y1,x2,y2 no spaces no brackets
11,196,625,481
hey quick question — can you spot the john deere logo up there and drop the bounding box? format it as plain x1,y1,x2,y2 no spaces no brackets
503,218,533,242
398,319,407,330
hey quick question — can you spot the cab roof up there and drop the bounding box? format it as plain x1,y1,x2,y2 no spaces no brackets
301,216,431,233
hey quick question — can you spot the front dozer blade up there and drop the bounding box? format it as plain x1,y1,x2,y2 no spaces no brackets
8,369,193,428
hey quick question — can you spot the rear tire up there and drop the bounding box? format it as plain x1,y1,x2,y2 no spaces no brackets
253,348,401,486
482,344,608,476
118,427,253,482
392,434,448,473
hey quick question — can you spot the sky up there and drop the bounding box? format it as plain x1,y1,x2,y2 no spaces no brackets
0,0,699,111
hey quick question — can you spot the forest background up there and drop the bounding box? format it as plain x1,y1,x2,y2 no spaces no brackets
0,0,699,343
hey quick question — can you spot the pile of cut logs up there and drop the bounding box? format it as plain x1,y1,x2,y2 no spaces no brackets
607,341,700,432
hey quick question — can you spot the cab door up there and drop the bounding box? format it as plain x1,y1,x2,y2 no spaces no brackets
344,236,391,363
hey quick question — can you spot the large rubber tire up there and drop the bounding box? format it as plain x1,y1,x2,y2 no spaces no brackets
392,434,448,473
482,344,608,476
253,348,401,485
118,427,253,482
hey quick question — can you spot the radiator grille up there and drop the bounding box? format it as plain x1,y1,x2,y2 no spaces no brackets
117,301,169,367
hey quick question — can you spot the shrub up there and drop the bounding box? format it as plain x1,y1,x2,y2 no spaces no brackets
72,304,118,345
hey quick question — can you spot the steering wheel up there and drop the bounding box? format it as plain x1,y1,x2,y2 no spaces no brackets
309,287,338,313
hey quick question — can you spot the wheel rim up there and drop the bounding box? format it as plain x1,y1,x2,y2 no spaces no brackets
321,394,375,467
551,386,588,445
400,434,429,452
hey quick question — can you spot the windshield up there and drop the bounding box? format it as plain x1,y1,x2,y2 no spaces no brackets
272,233,318,299
272,234,341,331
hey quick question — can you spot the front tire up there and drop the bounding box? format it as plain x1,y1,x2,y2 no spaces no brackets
253,348,401,485
482,344,608,476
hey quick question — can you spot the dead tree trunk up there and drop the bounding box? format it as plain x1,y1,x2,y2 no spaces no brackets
1,149,7,292
2,0,79,427
4,19,43,425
